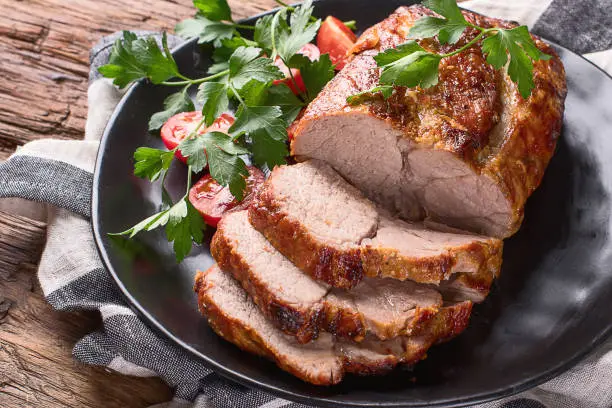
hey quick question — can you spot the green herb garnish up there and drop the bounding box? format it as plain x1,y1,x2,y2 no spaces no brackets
99,0,338,262
349,0,550,103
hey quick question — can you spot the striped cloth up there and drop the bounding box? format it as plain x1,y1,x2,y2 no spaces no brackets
1,1,612,407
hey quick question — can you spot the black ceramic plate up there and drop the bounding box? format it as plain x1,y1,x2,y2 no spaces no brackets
92,1,612,406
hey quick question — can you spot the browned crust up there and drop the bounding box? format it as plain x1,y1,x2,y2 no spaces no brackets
249,177,502,290
321,299,367,341
211,225,325,344
339,301,473,376
211,216,449,343
291,5,567,238
482,36,567,235
195,269,474,385
360,236,503,284
340,354,398,377
249,178,364,289
194,271,341,386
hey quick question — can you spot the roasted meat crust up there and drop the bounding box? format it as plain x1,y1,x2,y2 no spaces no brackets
249,179,364,288
211,222,328,343
290,5,567,238
195,268,473,386
212,215,447,343
249,172,502,289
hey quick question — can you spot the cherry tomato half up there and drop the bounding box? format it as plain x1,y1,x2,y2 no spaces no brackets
317,16,357,70
189,166,265,228
273,43,321,96
160,112,235,163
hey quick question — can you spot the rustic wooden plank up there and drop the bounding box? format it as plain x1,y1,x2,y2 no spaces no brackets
0,261,174,408
0,0,276,160
0,1,276,407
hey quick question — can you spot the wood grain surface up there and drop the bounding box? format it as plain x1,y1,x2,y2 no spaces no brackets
0,1,275,407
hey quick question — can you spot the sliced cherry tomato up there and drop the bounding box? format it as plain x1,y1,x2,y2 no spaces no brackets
273,44,321,96
161,112,235,163
317,16,357,70
297,43,322,61
189,166,265,228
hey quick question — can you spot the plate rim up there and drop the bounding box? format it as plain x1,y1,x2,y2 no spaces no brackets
91,4,612,407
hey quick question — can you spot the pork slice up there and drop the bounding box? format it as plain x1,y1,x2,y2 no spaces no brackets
249,160,502,289
290,5,567,238
195,265,342,386
249,158,378,288
361,216,502,283
195,265,473,386
212,210,443,343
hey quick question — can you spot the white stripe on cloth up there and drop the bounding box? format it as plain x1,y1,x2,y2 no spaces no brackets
85,78,126,142
459,0,553,27
584,49,612,76
37,207,103,296
259,398,292,408
108,355,158,377
100,304,137,320
11,139,99,174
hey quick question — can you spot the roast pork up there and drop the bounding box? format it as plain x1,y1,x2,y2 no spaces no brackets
195,265,472,386
249,160,502,289
290,5,567,238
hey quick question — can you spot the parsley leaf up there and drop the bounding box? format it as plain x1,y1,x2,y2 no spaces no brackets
175,16,235,47
178,137,209,174
110,211,170,239
149,87,195,131
239,79,269,106
343,20,357,31
254,14,284,54
482,26,551,99
422,0,467,24
264,84,304,123
207,148,249,200
410,16,467,45
231,105,288,169
251,128,289,169
133,147,175,181
290,53,335,102
346,85,394,105
230,105,286,139
193,0,232,22
410,0,469,44
229,46,283,90
111,196,205,262
179,131,249,173
98,32,180,88
375,41,442,88
197,82,230,127
352,0,553,102
165,199,205,262
276,0,321,62
209,36,256,74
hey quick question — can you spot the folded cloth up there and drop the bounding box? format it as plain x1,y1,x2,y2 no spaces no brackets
1,1,612,407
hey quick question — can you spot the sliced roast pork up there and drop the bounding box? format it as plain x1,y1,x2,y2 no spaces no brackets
195,265,472,386
212,210,444,343
249,160,502,289
290,5,567,238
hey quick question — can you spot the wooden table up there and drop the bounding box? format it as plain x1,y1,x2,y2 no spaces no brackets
0,1,274,406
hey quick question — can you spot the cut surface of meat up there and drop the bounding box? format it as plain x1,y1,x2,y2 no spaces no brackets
195,265,472,386
212,210,443,343
195,265,341,386
290,5,567,238
249,160,503,289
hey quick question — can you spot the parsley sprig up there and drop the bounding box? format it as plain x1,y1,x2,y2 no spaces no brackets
99,0,336,262
348,0,550,104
